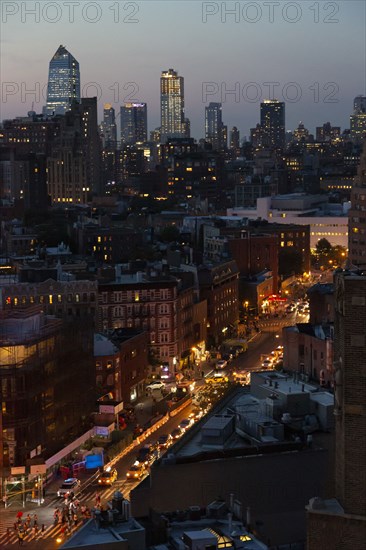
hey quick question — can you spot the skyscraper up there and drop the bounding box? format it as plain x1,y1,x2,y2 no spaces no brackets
307,269,366,549
160,69,186,142
100,103,117,148
260,99,285,149
120,102,147,144
44,45,80,117
348,141,366,268
205,102,224,150
229,126,240,151
350,95,366,143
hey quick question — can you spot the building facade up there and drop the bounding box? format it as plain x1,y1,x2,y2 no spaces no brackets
44,45,80,117
205,103,224,150
260,100,286,149
160,69,186,142
120,103,148,145
0,307,95,472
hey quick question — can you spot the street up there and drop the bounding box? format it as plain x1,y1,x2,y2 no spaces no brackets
0,312,301,548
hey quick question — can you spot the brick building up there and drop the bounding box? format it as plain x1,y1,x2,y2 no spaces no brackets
197,260,239,346
307,282,334,324
348,141,366,268
306,270,366,549
282,323,334,386
1,278,98,323
97,268,199,371
94,329,149,404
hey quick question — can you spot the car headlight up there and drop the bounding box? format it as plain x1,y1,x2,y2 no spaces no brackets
134,473,138,477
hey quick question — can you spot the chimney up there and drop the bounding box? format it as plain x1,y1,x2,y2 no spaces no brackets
246,506,251,531
228,512,233,534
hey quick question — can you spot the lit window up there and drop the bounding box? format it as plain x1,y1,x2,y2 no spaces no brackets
97,236,102,243
135,292,139,302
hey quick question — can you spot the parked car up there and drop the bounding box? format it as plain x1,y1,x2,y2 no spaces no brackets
137,444,158,466
98,468,117,486
57,478,81,498
171,428,182,440
146,381,165,392
179,418,193,432
157,434,173,449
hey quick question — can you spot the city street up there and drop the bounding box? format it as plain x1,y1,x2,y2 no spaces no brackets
0,313,302,548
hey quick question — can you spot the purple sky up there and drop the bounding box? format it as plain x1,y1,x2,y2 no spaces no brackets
1,1,365,139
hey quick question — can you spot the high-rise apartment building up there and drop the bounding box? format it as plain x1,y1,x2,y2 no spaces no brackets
44,45,80,117
229,126,240,151
160,69,186,142
348,142,366,268
316,122,341,142
100,103,117,148
260,99,285,149
205,103,224,150
307,270,366,549
350,95,366,143
120,102,147,145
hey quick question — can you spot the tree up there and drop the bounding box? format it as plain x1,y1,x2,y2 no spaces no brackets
316,238,332,255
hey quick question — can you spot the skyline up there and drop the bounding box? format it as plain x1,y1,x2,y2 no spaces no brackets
1,1,366,138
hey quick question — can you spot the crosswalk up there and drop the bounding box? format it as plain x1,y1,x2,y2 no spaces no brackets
0,522,80,546
0,483,134,546
46,482,129,509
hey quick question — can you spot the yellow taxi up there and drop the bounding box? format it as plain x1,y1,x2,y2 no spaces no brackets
126,461,146,481
98,467,117,486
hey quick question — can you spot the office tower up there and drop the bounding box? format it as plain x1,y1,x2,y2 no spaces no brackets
205,103,224,150
350,95,366,143
229,126,240,150
100,103,117,148
120,102,147,144
307,270,366,549
160,69,186,142
44,45,80,117
348,142,366,268
260,99,285,149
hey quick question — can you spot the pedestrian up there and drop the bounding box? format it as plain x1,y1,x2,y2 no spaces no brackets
18,531,24,546
41,523,45,534
33,513,38,522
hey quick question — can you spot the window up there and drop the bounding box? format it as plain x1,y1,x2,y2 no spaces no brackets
75,294,80,303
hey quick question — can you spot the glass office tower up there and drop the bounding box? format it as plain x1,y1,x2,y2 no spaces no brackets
44,45,80,117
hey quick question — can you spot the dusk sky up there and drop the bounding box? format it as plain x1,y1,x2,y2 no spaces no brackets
1,0,365,139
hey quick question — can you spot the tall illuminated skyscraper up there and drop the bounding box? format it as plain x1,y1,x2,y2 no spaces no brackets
44,45,80,117
260,99,285,149
120,102,147,144
160,69,186,142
